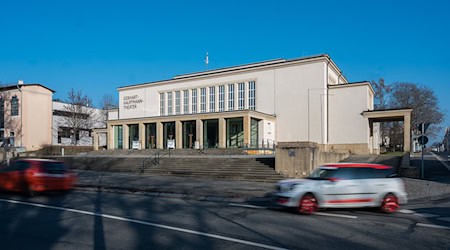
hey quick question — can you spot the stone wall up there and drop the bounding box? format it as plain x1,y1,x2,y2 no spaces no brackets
275,142,350,178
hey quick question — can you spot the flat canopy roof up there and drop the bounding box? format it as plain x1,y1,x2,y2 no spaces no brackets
362,108,412,122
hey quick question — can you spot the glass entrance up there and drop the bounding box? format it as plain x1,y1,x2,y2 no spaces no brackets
226,118,243,148
128,124,139,149
163,122,176,149
182,121,196,148
251,118,259,148
203,119,218,148
114,125,123,149
145,123,157,149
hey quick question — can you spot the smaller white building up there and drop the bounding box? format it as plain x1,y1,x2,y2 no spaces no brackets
52,101,106,147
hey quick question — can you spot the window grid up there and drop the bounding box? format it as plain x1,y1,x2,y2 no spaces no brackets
11,96,19,116
248,81,256,110
175,91,181,114
218,85,225,112
209,86,215,112
183,90,189,114
238,82,245,110
228,84,235,111
160,93,165,115
167,92,173,115
200,88,206,113
192,89,198,113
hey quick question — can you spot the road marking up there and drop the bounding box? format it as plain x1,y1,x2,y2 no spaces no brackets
314,212,358,219
398,209,415,214
437,217,450,223
413,213,439,218
430,152,450,170
228,203,267,209
0,199,287,250
416,223,450,230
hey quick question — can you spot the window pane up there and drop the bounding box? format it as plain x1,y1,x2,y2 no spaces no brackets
200,88,206,113
238,82,245,110
175,91,180,114
192,89,197,113
228,84,234,111
183,90,189,114
209,86,215,112
167,92,172,115
160,93,165,115
218,85,225,112
248,81,256,110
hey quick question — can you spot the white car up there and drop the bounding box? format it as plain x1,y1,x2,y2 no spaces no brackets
274,163,407,214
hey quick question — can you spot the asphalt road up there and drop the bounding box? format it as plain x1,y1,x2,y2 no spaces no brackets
0,189,449,250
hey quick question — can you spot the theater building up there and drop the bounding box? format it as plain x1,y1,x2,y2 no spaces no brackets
99,54,404,154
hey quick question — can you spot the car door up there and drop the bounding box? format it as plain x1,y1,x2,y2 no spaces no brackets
320,168,359,206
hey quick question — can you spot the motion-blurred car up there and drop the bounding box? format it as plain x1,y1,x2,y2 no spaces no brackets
274,163,407,214
0,158,76,196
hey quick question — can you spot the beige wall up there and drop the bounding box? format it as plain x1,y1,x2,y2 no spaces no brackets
328,83,373,145
22,86,53,150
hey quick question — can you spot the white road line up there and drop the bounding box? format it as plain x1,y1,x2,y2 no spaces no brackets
413,213,439,218
228,203,267,209
430,152,450,170
0,199,288,250
398,209,415,214
416,223,450,230
437,217,450,223
314,212,358,219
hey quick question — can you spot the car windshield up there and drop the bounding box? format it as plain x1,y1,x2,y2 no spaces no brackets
307,168,338,180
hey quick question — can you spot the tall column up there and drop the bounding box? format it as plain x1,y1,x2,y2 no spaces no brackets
404,114,411,152
107,124,114,149
196,119,203,148
123,124,129,149
157,122,163,149
243,115,251,147
176,120,182,149
93,131,99,150
219,117,226,148
139,123,145,150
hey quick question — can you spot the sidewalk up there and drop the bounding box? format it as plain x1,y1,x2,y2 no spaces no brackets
74,170,274,203
74,170,450,202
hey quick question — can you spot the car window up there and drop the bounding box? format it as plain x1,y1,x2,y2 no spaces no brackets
42,162,67,174
331,168,357,179
9,161,31,171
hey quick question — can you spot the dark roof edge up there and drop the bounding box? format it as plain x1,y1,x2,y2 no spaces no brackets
0,84,55,93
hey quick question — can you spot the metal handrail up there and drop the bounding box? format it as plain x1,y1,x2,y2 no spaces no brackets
140,149,169,174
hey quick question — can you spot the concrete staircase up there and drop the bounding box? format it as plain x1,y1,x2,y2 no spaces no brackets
49,155,282,183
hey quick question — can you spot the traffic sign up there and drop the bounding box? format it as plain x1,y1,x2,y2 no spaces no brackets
418,135,428,145
418,123,430,134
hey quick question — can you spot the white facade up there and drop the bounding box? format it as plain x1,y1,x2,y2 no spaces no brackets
52,101,106,146
106,55,377,153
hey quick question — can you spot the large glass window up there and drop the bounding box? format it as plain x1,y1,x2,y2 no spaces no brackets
209,86,215,112
200,87,206,113
183,90,189,114
192,89,198,113
175,91,181,115
160,93,165,115
228,84,235,111
167,92,173,115
238,82,245,110
11,96,19,116
218,85,225,112
248,81,256,110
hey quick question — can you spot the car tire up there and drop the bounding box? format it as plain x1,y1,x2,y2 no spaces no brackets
381,193,399,213
298,193,318,215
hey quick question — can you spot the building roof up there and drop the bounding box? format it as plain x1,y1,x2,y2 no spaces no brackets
118,54,348,90
0,83,55,93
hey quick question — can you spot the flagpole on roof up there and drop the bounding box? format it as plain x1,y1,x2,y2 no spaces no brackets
205,51,209,70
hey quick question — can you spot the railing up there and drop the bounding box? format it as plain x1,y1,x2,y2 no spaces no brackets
139,149,170,174
243,139,277,155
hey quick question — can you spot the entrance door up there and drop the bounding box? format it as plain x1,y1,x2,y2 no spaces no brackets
226,118,243,148
145,123,157,149
114,125,123,149
128,124,139,149
182,121,196,148
203,119,218,148
163,122,176,149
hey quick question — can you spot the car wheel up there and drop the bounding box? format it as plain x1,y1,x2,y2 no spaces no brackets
298,193,318,215
381,194,399,213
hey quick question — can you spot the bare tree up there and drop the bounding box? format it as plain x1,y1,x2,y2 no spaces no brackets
98,93,118,127
387,82,444,146
63,89,94,145
372,78,391,142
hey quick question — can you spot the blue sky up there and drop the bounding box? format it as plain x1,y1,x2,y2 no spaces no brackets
1,0,449,139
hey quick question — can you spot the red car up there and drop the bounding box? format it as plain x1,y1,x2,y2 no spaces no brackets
0,158,76,196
